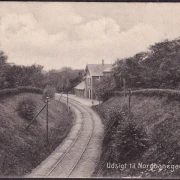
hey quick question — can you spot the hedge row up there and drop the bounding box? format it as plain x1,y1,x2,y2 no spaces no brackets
114,89,180,101
0,86,43,98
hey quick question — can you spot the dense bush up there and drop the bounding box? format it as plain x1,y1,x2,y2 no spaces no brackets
94,76,116,102
0,87,43,99
44,68,84,93
150,118,180,165
113,39,180,90
18,86,43,94
17,97,37,120
114,89,180,102
0,88,19,98
4,64,44,89
96,101,150,163
42,85,56,100
109,116,150,163
107,108,125,130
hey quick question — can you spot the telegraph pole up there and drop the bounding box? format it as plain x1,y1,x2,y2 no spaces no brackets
66,79,69,112
25,96,50,144
128,89,132,116
46,97,49,144
123,78,126,98
122,61,126,99
67,89,69,107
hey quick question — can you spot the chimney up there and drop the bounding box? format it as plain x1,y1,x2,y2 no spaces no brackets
102,59,104,74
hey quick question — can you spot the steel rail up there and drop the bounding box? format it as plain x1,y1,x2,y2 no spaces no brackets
44,96,95,178
44,98,84,177
67,102,95,178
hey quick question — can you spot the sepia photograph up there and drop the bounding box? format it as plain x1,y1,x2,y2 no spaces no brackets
0,1,180,178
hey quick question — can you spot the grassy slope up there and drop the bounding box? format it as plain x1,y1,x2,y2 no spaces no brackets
93,95,180,178
0,93,73,177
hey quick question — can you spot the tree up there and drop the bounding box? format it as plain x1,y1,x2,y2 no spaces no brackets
43,67,83,93
94,76,116,102
0,51,10,89
5,64,44,88
112,38,180,90
113,58,144,90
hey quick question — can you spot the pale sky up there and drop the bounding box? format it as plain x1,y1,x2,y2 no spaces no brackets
0,2,180,70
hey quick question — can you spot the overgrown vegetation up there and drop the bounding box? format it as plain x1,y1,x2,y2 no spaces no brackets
0,49,80,177
93,95,180,178
92,38,180,101
114,88,180,102
109,117,150,163
0,86,43,99
0,93,73,177
113,38,180,91
17,97,37,121
94,76,116,102
44,67,84,93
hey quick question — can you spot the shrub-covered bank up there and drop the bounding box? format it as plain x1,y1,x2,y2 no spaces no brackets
0,93,73,177
93,94,180,178
0,86,43,98
114,88,180,102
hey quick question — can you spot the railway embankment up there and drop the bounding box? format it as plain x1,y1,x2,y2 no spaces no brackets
93,90,180,178
0,92,73,177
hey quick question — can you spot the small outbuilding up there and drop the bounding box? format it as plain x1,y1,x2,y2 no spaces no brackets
74,81,86,98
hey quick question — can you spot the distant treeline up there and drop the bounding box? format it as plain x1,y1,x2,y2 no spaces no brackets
0,51,83,92
2,37,180,97
112,38,180,90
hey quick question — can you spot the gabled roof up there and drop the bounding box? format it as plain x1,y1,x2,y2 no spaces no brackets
74,81,85,90
86,64,112,76
103,66,113,72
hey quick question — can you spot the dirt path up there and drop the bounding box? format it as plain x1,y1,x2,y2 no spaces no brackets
26,94,104,178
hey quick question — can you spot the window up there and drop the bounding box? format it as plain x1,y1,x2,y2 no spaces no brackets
88,78,91,86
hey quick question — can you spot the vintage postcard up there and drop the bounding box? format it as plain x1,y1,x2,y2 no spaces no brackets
0,1,180,179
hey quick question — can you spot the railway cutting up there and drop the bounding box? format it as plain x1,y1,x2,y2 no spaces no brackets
27,94,104,178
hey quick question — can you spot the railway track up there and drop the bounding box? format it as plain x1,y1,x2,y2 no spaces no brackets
28,94,104,178
44,96,95,178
